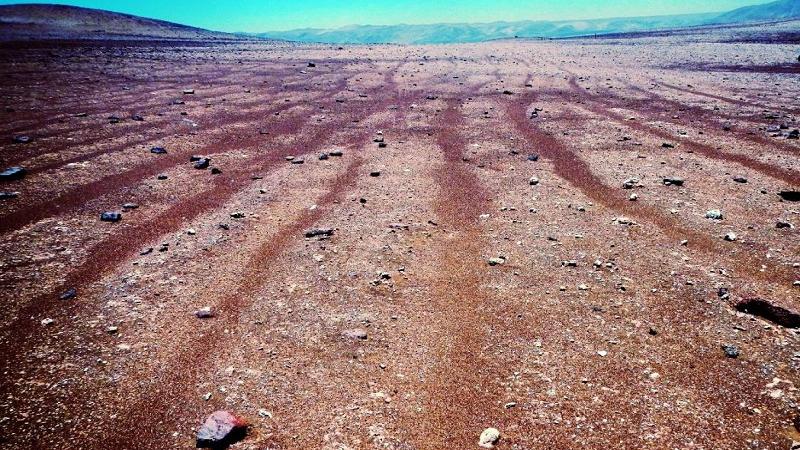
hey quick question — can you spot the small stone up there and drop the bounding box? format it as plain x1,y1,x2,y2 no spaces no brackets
733,176,748,183
106,326,118,334
230,212,245,219
776,221,794,229
211,167,222,175
722,344,740,358
196,411,247,449
182,89,195,95
723,232,737,242
479,427,500,448
629,193,638,201
528,176,539,186
59,288,77,300
41,318,54,326
305,228,334,238
778,191,800,202
597,350,608,357
291,158,305,164
488,256,506,266
150,147,167,154
527,154,539,161
663,177,684,186
342,328,368,340
319,153,329,160
12,135,31,144
122,203,138,209
370,171,381,177
187,228,197,235
0,191,19,200
194,158,211,169
0,166,26,181
329,150,343,157
157,174,168,180
622,177,639,189
705,210,723,220
100,211,122,222
195,307,214,319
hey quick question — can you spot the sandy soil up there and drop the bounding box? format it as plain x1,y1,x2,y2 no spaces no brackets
1,22,799,450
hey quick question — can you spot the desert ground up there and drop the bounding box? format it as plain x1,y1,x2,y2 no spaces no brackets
1,20,799,450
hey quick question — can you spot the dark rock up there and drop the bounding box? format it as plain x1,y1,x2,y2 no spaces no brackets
717,288,730,300
150,147,167,154
319,153,329,160
663,177,684,186
59,288,77,300
195,307,214,319
230,212,245,219
108,116,121,124
661,142,675,149
157,174,168,180
194,158,211,169
0,166,26,181
211,168,222,175
527,154,539,162
183,89,195,95
307,62,316,67
122,203,138,210
12,135,31,144
0,191,19,200
305,228,334,238
789,129,799,140
779,191,800,202
378,142,387,148
776,221,794,229
329,150,343,157
721,344,740,358
732,176,747,183
735,298,800,328
196,411,247,449
189,155,202,162
100,211,122,222
502,90,513,95
132,115,144,121
370,171,381,177
290,158,304,164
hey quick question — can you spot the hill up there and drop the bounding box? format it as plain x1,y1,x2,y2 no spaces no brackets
0,3,236,40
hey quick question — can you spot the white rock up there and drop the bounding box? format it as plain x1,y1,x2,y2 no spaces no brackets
479,427,500,448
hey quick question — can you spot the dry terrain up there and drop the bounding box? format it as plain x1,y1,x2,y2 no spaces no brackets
1,20,800,450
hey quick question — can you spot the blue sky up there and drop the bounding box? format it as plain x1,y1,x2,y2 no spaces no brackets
0,0,771,32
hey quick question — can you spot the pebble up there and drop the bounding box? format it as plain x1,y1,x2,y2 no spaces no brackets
488,256,506,266
479,428,500,448
195,306,214,319
722,344,740,358
528,176,539,186
100,211,122,222
59,287,77,300
0,166,26,181
342,328,368,340
629,193,638,201
723,232,737,242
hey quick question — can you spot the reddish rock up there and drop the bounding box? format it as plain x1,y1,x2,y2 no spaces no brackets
196,411,247,449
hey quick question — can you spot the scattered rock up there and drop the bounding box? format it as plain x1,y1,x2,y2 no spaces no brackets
370,171,381,177
479,427,500,448
100,211,122,222
230,212,245,219
778,191,800,202
527,154,539,162
528,176,539,186
488,256,506,266
721,344,740,358
211,167,222,175
342,328,368,340
735,298,800,328
12,135,31,144
705,210,723,220
194,158,211,169
305,228,334,238
196,411,247,449
59,288,77,300
629,193,639,201
723,232,737,241
150,147,167,154
41,318,54,326
291,158,305,165
663,177,684,186
622,177,639,189
157,174,168,180
732,176,748,183
0,166,26,181
329,150,343,157
183,89,195,95
0,191,19,200
195,307,214,319
661,142,675,149
122,203,138,210
319,153,329,160
776,221,794,229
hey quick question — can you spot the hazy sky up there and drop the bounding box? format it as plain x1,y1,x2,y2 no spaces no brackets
0,0,771,32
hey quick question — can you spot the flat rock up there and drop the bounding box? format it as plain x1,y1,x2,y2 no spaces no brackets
100,211,122,222
0,166,26,181
196,411,247,449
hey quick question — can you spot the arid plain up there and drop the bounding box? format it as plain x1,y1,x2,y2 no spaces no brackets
1,20,800,450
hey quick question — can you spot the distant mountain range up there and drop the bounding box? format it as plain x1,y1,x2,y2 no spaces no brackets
258,0,800,44
0,0,798,43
